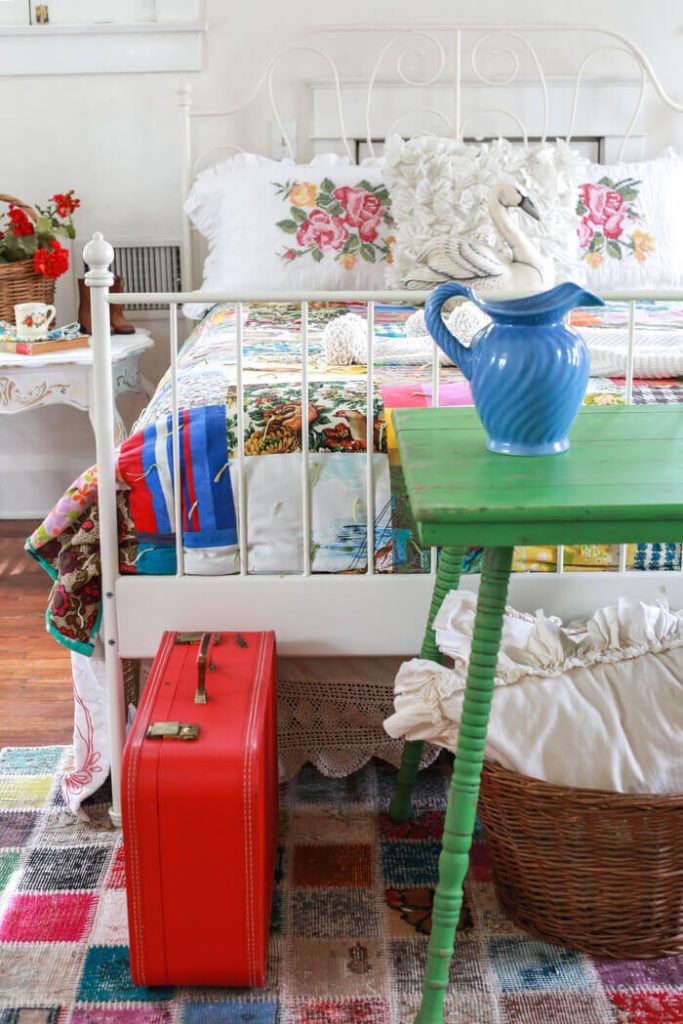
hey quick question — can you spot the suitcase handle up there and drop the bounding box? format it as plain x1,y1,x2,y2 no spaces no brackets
195,632,220,704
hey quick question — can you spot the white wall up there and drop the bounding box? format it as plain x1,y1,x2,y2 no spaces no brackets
2,0,682,516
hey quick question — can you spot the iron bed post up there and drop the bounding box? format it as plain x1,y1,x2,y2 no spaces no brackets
83,233,126,829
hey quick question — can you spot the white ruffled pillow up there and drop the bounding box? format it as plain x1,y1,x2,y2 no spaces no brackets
184,153,395,317
383,135,586,289
576,158,683,290
384,591,683,794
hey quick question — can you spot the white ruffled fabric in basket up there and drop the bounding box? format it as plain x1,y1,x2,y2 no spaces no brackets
384,592,683,794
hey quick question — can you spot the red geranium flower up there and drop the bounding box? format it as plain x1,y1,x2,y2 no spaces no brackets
8,205,34,237
34,239,69,280
51,189,80,219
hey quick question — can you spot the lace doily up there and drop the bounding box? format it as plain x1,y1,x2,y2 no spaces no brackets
277,656,440,778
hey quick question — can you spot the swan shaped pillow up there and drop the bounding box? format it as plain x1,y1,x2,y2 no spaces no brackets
383,135,585,290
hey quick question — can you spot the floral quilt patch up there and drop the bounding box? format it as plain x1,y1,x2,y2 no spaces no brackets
577,177,655,268
273,177,395,269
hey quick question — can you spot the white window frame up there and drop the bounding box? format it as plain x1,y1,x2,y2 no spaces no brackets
0,1,29,27
0,0,201,27
0,0,205,73
26,0,200,25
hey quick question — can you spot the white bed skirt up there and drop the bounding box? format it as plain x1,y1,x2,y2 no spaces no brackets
65,646,439,817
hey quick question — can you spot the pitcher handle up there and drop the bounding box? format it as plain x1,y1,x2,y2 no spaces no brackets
424,282,480,381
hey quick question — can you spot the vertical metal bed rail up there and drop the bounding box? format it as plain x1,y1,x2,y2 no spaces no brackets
83,233,126,827
169,302,185,577
301,301,312,576
619,299,637,574
236,302,248,576
366,301,376,574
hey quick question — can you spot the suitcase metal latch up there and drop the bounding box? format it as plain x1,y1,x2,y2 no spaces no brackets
146,722,199,740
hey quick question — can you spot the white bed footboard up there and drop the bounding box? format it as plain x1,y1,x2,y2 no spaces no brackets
84,232,683,823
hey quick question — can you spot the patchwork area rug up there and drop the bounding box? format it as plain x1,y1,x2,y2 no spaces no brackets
0,747,682,1023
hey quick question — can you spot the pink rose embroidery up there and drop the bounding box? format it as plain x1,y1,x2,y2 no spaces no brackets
334,186,383,242
580,183,626,240
577,217,593,250
273,176,394,266
296,208,348,252
576,176,653,266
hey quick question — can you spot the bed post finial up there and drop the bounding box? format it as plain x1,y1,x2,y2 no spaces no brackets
84,232,115,288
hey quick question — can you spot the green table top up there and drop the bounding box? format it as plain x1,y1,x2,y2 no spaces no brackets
393,405,683,547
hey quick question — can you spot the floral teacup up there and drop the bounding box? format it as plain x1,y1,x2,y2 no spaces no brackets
15,302,56,341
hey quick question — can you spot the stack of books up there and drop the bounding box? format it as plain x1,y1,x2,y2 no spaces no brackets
0,334,90,355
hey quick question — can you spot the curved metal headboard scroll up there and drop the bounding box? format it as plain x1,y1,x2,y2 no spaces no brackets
178,23,683,288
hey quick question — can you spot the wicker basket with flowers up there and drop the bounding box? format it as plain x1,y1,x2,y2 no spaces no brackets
0,190,79,322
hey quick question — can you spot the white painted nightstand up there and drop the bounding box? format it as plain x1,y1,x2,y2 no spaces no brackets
0,331,155,444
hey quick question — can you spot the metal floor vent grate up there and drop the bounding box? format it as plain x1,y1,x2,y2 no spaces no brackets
111,242,182,309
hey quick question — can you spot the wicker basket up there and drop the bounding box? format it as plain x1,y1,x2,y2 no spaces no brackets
477,761,683,958
0,193,55,323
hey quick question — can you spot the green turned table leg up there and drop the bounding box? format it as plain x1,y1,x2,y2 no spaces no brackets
389,546,466,823
416,545,513,1024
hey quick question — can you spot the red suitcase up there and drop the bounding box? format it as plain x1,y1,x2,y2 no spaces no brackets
122,630,278,987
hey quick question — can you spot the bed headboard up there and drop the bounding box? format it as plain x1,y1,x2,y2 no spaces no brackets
177,23,683,289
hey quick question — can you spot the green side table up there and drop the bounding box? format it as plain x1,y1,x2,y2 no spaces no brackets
388,404,683,1024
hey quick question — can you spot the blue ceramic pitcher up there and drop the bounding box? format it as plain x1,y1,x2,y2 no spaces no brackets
425,281,605,455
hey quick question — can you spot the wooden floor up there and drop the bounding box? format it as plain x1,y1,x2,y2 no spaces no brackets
0,520,73,747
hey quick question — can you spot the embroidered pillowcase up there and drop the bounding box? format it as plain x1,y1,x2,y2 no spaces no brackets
184,153,395,317
576,158,683,290
382,135,585,289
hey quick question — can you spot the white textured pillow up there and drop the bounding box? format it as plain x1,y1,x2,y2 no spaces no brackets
184,153,395,317
383,135,585,289
576,158,683,290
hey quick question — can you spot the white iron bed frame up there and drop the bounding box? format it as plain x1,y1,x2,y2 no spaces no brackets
82,23,683,824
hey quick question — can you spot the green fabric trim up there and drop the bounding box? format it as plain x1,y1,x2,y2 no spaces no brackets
25,538,58,582
44,603,101,658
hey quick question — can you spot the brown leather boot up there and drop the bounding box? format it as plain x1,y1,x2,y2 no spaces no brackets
77,276,137,335
77,277,92,334
110,274,136,334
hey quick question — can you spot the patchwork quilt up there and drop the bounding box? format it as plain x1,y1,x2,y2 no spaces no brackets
27,300,683,656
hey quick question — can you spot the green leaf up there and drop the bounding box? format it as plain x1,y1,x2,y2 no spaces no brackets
606,239,622,259
576,201,587,215
597,176,615,188
372,186,390,202
311,248,324,262
589,233,604,252
345,234,360,253
290,207,308,224
317,194,344,217
319,177,334,195
360,242,376,262
276,219,299,234
616,186,639,201
357,179,373,191
35,216,51,235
